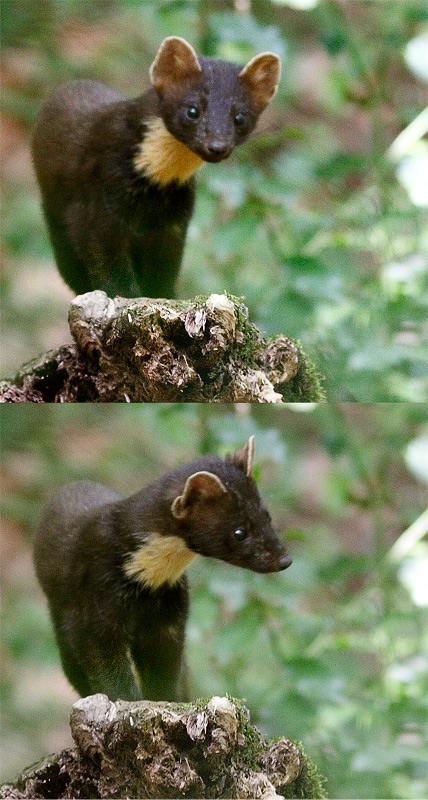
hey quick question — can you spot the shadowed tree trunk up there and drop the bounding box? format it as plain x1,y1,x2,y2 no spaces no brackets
0,292,325,403
0,694,327,799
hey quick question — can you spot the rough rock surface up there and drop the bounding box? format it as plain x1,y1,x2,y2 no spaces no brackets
0,695,327,799
0,292,324,403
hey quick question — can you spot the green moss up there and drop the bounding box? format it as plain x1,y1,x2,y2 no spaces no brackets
232,695,265,766
281,740,328,799
229,697,328,798
278,339,326,402
228,301,326,401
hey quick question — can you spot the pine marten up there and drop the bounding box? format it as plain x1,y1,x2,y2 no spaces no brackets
33,437,292,702
31,37,281,299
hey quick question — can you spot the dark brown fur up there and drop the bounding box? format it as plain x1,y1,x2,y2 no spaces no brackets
31,37,281,298
33,439,291,702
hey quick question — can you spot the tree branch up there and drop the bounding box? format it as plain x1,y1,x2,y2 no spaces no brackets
0,694,327,799
0,292,324,403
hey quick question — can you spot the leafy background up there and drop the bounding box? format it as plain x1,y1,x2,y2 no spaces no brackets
1,403,428,799
1,0,428,400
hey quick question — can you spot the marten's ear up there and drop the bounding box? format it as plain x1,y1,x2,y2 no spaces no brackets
150,36,202,93
171,471,227,519
239,52,281,111
226,435,255,478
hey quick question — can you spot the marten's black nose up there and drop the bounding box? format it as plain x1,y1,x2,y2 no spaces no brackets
208,140,230,156
202,141,231,162
278,554,292,570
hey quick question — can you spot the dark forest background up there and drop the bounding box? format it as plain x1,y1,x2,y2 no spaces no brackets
1,0,428,400
1,403,427,798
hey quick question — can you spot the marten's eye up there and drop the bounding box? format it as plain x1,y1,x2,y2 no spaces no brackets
186,106,201,120
234,112,246,127
233,528,248,541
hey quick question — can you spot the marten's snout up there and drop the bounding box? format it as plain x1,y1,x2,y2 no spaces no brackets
264,548,292,572
245,539,292,574
201,140,232,162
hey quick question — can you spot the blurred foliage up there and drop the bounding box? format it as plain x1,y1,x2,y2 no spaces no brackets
1,0,428,400
1,403,428,798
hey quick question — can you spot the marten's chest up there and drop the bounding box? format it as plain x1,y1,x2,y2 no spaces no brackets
133,117,204,188
124,533,197,590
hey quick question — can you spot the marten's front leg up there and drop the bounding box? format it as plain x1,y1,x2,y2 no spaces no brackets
129,583,189,701
74,631,142,701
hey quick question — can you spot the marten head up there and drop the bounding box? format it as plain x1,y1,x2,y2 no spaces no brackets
124,437,292,590
149,36,281,163
170,436,292,574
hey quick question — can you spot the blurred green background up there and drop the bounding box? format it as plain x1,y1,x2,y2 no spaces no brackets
1,403,427,798
1,0,428,400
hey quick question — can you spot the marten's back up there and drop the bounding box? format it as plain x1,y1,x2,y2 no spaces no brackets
31,80,124,191
34,480,122,596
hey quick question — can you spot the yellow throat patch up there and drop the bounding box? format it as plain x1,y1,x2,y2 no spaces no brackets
134,117,204,187
124,533,197,590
